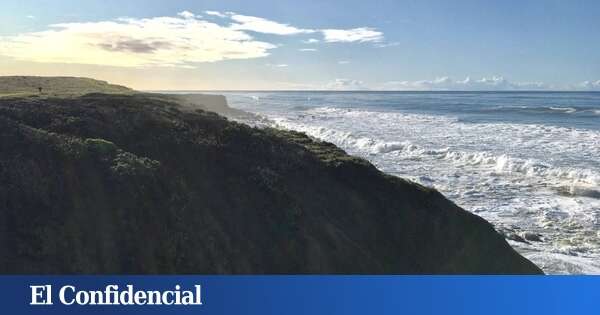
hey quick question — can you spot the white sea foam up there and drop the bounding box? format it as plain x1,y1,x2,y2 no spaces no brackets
513,248,600,275
549,106,577,113
272,114,600,188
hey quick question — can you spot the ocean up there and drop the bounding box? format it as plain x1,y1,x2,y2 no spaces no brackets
220,91,600,274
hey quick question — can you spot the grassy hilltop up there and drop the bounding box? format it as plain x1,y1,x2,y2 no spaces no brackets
0,76,133,97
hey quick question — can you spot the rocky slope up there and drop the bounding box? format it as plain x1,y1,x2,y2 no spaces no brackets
0,78,542,274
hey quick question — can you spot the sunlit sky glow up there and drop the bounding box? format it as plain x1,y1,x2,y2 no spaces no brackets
1,0,599,90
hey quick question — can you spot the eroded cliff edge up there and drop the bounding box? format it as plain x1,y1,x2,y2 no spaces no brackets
0,88,542,273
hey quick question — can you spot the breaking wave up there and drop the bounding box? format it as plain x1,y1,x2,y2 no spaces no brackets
272,116,600,190
548,106,577,114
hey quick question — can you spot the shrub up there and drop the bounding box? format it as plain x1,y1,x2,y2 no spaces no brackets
84,138,117,156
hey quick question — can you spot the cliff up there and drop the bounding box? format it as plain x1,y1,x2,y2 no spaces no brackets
0,78,542,274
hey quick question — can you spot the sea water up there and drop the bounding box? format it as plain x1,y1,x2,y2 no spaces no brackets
220,91,600,274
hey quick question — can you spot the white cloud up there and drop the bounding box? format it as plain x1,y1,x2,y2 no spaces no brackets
26,15,35,19
230,14,314,35
204,10,227,18
322,27,383,43
375,41,399,48
0,11,386,68
299,48,318,52
381,76,550,91
0,15,276,67
303,38,320,44
578,80,600,90
177,11,196,19
337,60,350,64
267,63,289,68
326,79,368,90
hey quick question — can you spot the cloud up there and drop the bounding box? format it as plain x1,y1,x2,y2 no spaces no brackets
382,76,549,91
321,27,383,43
299,48,317,52
203,12,382,43
303,38,320,44
204,10,227,18
0,11,385,68
337,60,350,64
177,11,196,19
578,80,600,90
229,14,314,35
0,15,276,67
267,63,289,68
375,41,399,48
326,79,368,90
97,38,172,54
26,15,35,19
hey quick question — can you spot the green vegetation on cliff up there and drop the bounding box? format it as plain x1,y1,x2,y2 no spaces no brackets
0,78,542,274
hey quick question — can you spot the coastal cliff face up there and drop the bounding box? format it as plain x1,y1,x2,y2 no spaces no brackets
0,90,541,273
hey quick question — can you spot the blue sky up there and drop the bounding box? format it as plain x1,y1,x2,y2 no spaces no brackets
0,0,599,90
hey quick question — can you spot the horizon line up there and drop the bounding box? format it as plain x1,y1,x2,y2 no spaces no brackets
144,89,600,93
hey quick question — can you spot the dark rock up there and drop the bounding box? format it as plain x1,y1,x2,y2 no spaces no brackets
522,232,543,242
505,233,530,245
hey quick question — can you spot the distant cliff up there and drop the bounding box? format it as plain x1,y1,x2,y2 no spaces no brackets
0,77,542,274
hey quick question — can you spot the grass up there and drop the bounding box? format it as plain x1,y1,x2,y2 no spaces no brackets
0,92,34,98
0,76,133,97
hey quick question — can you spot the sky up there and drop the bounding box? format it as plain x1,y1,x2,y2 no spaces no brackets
0,0,599,90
